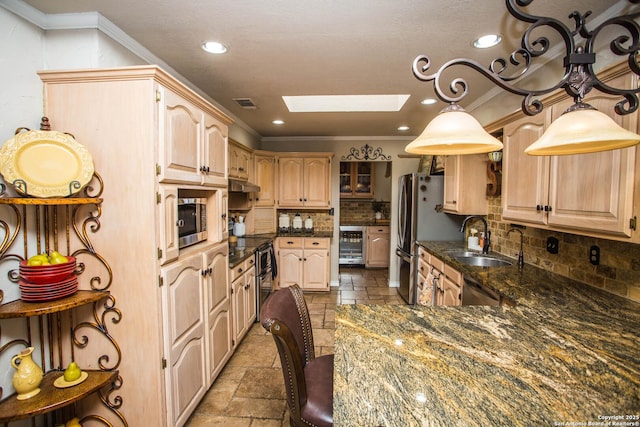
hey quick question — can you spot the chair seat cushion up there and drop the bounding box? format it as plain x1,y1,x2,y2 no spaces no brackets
301,354,334,427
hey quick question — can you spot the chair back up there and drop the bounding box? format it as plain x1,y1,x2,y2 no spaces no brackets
260,285,316,419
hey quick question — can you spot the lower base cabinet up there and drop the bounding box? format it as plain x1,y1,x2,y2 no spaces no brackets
276,237,330,291
366,226,390,268
417,247,462,307
231,257,256,345
160,242,231,427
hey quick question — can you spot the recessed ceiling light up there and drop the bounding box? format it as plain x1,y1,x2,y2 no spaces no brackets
272,120,285,125
421,98,437,105
282,94,410,112
473,34,501,49
202,41,228,54
398,125,410,131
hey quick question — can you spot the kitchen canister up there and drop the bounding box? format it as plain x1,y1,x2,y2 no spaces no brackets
304,216,313,230
278,213,290,230
292,213,303,230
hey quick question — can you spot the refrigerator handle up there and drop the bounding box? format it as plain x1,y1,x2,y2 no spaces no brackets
398,177,407,248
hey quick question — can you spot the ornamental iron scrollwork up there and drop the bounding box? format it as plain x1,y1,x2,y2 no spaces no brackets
341,144,391,161
412,0,640,116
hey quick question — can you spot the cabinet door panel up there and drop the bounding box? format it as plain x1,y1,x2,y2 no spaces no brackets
254,154,277,206
443,155,459,211
161,253,206,427
208,305,231,381
304,158,331,207
203,113,228,185
244,267,256,326
232,276,247,343
303,249,329,290
159,88,203,184
159,186,179,264
278,158,304,206
278,249,304,288
548,89,636,236
502,112,550,224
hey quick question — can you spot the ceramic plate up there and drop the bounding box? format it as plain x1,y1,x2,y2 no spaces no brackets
53,371,88,388
0,130,94,198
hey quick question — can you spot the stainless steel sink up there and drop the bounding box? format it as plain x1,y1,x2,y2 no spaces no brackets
443,250,482,258
453,255,512,267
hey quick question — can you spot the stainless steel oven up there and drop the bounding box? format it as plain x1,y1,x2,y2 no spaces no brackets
255,241,276,321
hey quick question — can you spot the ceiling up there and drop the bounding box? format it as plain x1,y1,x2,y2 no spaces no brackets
19,0,638,139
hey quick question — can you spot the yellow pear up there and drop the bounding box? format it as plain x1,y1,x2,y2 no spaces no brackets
63,361,81,382
65,417,82,427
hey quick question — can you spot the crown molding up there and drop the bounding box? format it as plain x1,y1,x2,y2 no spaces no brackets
0,0,260,138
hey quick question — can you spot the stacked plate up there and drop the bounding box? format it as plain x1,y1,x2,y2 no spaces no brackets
19,257,78,302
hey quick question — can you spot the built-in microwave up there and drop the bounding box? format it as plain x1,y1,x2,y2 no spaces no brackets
177,198,208,249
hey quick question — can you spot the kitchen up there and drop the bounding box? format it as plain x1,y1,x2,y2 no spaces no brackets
0,1,639,426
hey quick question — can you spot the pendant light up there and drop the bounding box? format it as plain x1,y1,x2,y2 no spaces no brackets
524,102,640,155
404,104,503,155
407,0,640,157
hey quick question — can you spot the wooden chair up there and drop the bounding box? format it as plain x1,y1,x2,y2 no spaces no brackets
260,284,333,427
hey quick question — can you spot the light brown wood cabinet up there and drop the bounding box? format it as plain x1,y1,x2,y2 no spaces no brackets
228,140,252,180
365,226,390,268
278,155,332,208
443,154,488,215
340,161,375,198
253,151,277,207
159,88,228,187
276,237,330,291
39,66,232,427
416,247,461,306
230,257,256,345
502,73,637,238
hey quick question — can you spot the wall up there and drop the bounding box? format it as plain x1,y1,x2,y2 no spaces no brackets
488,196,640,303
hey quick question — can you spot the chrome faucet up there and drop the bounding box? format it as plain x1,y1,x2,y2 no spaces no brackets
460,216,490,254
507,228,525,270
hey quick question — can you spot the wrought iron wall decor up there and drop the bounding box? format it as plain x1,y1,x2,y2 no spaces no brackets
341,144,391,161
412,0,640,120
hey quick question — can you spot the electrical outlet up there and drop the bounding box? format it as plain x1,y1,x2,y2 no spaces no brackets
589,245,600,265
546,237,559,254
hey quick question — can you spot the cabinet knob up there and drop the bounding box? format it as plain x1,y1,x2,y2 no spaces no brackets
299,198,303,202
176,219,184,228
312,242,319,245
536,204,543,211
238,268,243,273
544,205,553,212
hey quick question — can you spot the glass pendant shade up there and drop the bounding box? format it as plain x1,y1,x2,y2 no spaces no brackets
405,104,504,155
525,104,640,156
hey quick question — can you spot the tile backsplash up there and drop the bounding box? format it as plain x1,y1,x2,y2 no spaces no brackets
487,196,640,302
340,200,391,223
277,209,334,232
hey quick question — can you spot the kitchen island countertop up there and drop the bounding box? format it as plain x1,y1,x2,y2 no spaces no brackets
334,241,640,426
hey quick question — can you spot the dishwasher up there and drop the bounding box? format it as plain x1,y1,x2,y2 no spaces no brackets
462,276,500,306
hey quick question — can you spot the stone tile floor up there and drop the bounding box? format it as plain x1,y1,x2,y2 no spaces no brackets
185,267,403,426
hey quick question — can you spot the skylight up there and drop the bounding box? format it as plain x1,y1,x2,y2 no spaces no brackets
282,95,410,112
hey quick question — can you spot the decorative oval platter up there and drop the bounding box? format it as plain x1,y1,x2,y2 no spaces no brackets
0,130,94,198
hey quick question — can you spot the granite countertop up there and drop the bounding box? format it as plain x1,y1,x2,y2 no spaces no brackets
340,220,391,227
276,230,334,238
333,241,640,426
228,234,275,268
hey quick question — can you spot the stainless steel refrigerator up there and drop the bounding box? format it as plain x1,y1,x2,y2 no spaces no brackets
396,173,464,304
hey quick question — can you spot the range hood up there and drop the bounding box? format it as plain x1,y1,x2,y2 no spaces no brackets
228,178,261,193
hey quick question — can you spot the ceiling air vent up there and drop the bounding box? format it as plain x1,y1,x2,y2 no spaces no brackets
233,98,257,109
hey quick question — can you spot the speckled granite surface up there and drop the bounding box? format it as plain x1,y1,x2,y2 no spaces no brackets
334,241,640,427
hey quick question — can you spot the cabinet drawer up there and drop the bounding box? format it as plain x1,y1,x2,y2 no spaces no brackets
417,257,430,277
304,238,329,249
368,226,390,234
230,257,254,282
430,256,444,272
418,247,430,263
444,264,462,284
278,237,304,249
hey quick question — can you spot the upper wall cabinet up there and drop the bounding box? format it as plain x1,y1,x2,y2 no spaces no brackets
228,140,252,181
253,151,277,207
159,88,228,187
443,154,488,215
278,154,332,208
502,73,637,238
340,162,374,198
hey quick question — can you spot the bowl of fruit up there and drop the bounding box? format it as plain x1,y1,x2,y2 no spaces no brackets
20,252,77,284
